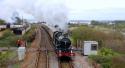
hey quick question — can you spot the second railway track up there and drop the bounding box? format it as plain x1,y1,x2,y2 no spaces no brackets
35,25,54,68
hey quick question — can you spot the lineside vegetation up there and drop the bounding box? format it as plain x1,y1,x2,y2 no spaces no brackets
69,23,125,68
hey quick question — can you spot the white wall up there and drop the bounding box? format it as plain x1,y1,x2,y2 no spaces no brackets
83,41,98,55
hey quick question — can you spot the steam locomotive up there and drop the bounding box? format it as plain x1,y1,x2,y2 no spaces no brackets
53,31,75,58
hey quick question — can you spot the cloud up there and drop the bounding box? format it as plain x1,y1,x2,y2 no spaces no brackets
0,0,68,29
69,8,125,20
0,0,125,23
66,0,125,10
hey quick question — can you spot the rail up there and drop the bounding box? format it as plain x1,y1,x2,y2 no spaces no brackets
59,61,74,68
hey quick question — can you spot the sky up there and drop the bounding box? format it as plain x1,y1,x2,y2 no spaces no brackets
0,0,125,22
66,0,125,20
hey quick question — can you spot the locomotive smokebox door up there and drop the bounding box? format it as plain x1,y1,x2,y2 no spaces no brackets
83,41,98,56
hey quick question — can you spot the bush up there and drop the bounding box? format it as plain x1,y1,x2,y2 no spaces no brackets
22,26,36,42
0,29,20,47
89,48,117,68
98,48,115,57
0,30,14,40
89,55,111,63
101,63,111,68
71,26,111,47
89,55,112,68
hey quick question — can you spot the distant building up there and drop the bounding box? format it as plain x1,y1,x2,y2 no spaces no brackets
69,20,91,25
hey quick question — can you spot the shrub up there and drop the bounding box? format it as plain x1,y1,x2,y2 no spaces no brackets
71,26,109,46
89,55,112,68
0,30,19,47
0,30,14,40
22,26,36,42
89,55,111,63
98,48,115,57
89,48,117,68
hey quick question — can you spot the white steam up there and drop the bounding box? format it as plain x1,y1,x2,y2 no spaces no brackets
0,0,68,30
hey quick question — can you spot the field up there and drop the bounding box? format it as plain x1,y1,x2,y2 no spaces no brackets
69,22,125,68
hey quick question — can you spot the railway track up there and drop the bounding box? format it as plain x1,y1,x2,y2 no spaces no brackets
34,26,49,68
59,61,74,68
35,25,55,68
42,25,74,68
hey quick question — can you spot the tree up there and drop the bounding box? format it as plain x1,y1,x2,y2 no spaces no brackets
91,20,109,27
0,19,6,25
91,20,100,25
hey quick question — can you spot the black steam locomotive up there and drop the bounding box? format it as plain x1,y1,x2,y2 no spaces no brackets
53,31,75,58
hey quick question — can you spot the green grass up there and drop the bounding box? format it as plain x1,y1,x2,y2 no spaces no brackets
0,50,17,67
13,62,20,68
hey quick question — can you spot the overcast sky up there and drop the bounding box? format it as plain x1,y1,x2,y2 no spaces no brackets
0,0,125,22
66,0,125,20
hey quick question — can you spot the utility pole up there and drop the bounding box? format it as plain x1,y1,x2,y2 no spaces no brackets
113,21,116,32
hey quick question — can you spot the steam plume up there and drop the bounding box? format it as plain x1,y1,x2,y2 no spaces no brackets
0,0,68,29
